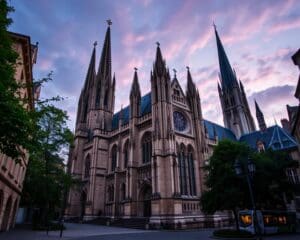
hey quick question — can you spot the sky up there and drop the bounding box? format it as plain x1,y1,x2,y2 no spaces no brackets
8,0,300,131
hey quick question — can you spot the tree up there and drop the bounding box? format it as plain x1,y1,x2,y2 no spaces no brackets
21,76,75,228
201,139,296,230
0,0,33,158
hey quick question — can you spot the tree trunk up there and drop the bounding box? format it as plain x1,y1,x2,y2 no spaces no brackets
232,208,239,230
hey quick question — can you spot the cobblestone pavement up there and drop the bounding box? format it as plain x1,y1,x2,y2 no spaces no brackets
0,223,299,240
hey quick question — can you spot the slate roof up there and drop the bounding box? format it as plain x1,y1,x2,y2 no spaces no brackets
112,92,151,130
111,93,299,152
239,125,298,151
203,120,236,141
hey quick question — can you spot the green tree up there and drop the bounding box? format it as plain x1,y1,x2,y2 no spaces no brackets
21,77,74,227
201,139,296,230
0,0,33,158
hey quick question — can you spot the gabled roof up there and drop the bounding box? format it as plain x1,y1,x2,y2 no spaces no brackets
239,125,298,151
203,120,236,141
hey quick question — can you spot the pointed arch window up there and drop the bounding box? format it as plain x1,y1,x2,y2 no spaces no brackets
123,141,129,169
111,145,118,171
178,145,188,195
187,147,196,196
120,183,126,201
84,155,91,178
142,132,152,164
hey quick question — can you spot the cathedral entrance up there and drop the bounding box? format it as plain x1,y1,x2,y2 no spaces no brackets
80,191,87,220
139,184,152,217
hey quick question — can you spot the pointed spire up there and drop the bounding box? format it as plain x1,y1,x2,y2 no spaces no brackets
153,41,166,76
97,20,112,83
255,100,267,131
214,26,238,90
187,66,197,96
130,67,141,98
83,42,96,93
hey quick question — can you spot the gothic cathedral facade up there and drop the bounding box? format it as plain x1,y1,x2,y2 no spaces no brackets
66,23,293,228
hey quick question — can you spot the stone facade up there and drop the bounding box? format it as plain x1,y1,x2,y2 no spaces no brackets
66,23,300,228
0,32,38,231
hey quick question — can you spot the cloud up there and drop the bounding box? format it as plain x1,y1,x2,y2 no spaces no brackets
248,85,298,126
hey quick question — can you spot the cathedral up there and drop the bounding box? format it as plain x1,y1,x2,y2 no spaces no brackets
65,22,299,228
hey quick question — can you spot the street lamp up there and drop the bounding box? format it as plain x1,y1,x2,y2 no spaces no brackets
234,157,261,240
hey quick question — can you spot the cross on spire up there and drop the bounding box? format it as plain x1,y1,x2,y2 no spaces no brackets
134,67,138,71
156,41,160,47
107,19,112,26
213,21,217,30
93,41,97,47
186,66,190,71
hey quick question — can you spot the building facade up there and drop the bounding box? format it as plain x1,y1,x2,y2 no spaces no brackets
66,23,299,228
0,32,38,231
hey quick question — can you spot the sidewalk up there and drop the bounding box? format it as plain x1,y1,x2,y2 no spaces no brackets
0,223,153,240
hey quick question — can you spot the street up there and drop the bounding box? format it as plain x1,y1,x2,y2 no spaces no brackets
0,223,300,240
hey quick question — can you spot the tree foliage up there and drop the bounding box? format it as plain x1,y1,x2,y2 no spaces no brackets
201,140,296,228
0,0,33,158
21,77,74,224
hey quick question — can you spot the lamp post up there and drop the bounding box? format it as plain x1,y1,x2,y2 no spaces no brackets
234,157,261,240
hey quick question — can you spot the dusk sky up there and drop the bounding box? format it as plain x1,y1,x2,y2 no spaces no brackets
9,0,300,131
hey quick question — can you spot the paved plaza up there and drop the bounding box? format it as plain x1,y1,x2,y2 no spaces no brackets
0,223,299,240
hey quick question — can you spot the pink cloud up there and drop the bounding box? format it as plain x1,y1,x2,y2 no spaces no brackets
269,18,300,34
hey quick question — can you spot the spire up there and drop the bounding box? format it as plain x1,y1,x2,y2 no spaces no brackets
255,100,267,131
214,26,238,90
97,20,112,84
83,42,96,93
130,67,141,98
186,66,197,96
153,42,166,76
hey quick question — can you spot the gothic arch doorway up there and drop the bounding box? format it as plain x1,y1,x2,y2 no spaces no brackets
80,191,87,220
139,184,152,217
1,196,12,231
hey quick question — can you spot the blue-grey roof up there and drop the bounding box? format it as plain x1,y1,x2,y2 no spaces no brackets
112,92,151,130
239,125,298,151
203,120,237,141
110,93,299,153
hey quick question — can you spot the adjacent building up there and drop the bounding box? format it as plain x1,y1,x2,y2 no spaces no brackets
66,22,299,228
0,32,38,231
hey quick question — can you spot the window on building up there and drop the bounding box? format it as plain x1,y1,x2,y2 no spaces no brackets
187,147,196,196
142,132,152,164
111,145,118,171
120,183,126,201
84,155,91,178
123,141,129,169
178,145,188,195
286,168,300,184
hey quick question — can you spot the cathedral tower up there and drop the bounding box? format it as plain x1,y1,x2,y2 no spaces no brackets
215,26,256,138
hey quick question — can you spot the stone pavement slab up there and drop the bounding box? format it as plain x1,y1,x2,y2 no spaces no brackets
0,223,300,240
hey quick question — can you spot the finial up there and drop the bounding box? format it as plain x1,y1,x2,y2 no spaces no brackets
107,19,112,26
156,41,160,47
173,68,177,78
36,41,39,46
93,41,97,47
213,21,217,30
134,67,138,72
186,66,190,71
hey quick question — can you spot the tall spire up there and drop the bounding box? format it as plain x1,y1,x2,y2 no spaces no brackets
83,42,96,94
97,20,112,84
130,67,141,98
186,66,197,97
255,100,267,131
153,42,166,76
214,25,238,90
